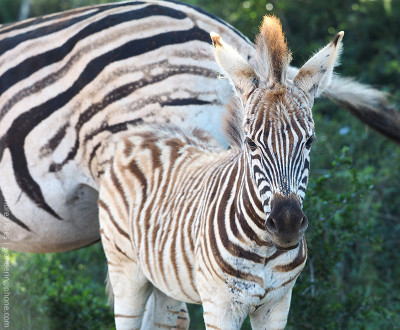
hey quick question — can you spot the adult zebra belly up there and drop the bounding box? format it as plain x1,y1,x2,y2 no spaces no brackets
0,1,254,252
0,156,100,252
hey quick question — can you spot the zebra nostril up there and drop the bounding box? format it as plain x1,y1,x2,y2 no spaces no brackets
266,218,278,233
299,216,308,231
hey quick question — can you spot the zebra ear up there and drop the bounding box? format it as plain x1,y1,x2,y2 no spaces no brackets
294,31,344,98
210,32,258,96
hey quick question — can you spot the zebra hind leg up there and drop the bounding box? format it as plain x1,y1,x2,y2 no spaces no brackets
142,288,190,329
105,259,153,329
101,232,152,329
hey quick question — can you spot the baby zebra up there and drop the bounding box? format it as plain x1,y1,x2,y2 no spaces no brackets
99,16,343,329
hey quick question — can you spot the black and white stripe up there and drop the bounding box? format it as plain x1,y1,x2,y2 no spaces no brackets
0,0,252,253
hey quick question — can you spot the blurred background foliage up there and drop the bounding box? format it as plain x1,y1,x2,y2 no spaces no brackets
0,0,399,329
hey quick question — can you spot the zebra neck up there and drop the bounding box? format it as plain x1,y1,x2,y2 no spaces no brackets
217,151,271,247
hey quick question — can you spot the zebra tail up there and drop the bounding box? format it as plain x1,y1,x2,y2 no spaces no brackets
287,66,400,144
324,76,400,145
105,270,114,307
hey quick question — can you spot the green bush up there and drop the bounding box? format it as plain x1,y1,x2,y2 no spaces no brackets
289,146,399,329
0,245,114,329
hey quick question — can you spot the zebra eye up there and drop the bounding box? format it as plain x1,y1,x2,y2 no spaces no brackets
246,138,257,150
305,135,314,149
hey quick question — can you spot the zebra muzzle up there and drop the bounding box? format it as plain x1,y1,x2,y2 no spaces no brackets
265,194,308,250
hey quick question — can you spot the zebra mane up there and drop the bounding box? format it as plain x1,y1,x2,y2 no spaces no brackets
255,15,292,83
214,16,293,151
223,98,244,150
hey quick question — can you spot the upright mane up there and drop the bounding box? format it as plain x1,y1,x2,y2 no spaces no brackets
255,15,292,83
223,100,244,150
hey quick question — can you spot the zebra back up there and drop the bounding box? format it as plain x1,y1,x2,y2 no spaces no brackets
0,0,253,252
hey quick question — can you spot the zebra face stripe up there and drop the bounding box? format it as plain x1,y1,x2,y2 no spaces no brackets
242,85,313,249
244,83,314,221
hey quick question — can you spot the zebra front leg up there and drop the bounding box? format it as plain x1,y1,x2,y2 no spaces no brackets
249,289,293,330
201,299,248,330
199,283,248,330
142,287,190,329
175,304,190,330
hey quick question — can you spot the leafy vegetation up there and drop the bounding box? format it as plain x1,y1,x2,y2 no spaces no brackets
1,0,399,329
0,245,114,329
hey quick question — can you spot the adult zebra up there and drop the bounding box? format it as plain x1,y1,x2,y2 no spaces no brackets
0,0,392,254
99,16,343,329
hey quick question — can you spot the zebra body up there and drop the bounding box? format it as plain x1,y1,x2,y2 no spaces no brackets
99,17,342,329
0,0,253,252
100,126,307,329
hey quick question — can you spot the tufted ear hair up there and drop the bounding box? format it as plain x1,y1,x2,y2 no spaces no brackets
210,32,258,98
294,31,344,98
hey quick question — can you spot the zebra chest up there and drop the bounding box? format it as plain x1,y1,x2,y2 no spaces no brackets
195,238,307,309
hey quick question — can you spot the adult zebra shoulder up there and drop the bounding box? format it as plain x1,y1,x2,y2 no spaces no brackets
99,15,343,329
0,0,394,253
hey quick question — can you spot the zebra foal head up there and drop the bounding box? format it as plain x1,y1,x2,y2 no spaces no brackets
211,16,343,250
